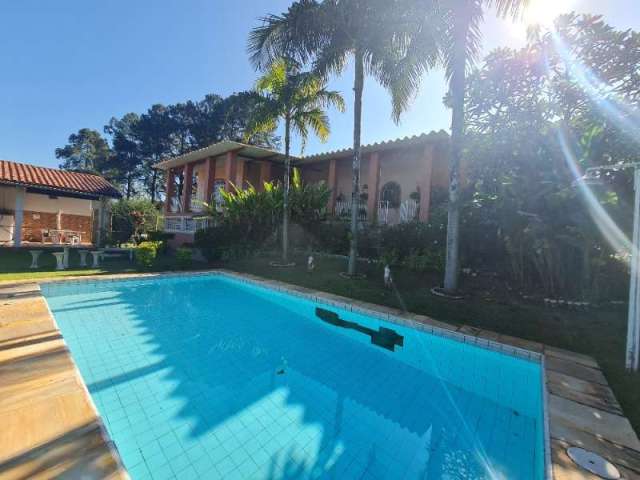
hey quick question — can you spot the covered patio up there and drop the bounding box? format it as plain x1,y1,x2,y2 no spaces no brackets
0,160,121,248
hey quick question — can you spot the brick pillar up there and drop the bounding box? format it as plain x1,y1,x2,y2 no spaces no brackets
182,163,193,213
235,158,246,189
367,152,381,222
165,169,175,214
327,159,337,213
259,161,272,190
223,151,238,191
203,157,217,204
419,144,435,222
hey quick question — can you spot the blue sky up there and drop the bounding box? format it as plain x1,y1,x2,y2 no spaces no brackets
0,1,635,168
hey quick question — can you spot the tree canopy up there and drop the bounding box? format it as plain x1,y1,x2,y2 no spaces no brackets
57,91,281,201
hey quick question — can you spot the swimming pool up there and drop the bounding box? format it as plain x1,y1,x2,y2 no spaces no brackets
43,273,546,479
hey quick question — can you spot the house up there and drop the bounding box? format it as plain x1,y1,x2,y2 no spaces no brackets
0,160,121,247
154,131,450,246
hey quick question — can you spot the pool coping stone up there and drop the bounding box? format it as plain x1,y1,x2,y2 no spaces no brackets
0,268,638,480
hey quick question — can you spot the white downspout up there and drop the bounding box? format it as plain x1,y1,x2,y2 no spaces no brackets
626,167,640,371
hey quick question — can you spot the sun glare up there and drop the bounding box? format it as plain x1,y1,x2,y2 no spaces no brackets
508,0,576,38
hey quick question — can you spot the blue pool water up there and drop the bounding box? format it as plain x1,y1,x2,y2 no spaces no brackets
43,274,545,480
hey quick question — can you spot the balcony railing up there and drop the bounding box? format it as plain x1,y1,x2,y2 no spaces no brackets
164,216,213,234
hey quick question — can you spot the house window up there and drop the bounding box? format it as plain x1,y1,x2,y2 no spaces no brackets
170,172,184,213
190,170,200,211
213,179,226,210
380,181,401,208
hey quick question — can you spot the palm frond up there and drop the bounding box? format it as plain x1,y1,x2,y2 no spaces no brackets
490,0,531,20
247,0,329,71
440,0,484,80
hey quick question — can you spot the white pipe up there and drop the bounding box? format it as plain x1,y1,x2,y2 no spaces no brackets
626,167,640,371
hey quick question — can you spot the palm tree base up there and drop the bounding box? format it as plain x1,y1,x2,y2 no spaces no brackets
430,286,464,300
339,272,367,280
269,261,296,268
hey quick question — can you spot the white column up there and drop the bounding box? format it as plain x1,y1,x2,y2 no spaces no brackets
13,187,25,247
626,167,640,371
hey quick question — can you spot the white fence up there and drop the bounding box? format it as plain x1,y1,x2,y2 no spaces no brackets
164,216,213,234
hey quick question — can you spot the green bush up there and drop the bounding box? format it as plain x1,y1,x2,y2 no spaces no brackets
111,199,161,246
135,241,160,268
175,247,193,269
378,215,446,266
147,231,174,254
303,222,350,255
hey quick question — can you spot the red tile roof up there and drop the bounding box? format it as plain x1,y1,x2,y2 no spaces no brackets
0,160,121,198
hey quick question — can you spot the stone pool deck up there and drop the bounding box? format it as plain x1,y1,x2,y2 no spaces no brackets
0,270,638,479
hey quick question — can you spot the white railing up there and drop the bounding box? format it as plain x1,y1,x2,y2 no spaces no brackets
400,199,419,223
377,201,390,225
164,216,213,234
334,200,367,221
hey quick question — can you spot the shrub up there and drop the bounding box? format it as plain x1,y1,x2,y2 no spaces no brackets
147,231,174,255
175,247,193,269
135,241,160,268
111,199,161,245
303,222,350,255
378,214,446,266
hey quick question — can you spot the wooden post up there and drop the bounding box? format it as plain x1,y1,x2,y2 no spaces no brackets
419,144,435,222
367,152,380,222
13,187,25,247
327,159,337,213
182,163,193,213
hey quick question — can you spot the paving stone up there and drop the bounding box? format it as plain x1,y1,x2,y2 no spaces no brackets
547,369,623,415
551,421,640,475
546,355,609,386
497,333,545,353
549,394,640,452
552,438,640,480
545,346,600,369
0,283,127,480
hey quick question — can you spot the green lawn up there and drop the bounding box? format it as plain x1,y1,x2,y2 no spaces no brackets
0,247,196,282
225,252,640,434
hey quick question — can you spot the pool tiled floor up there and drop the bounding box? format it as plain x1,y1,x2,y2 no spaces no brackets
0,272,639,479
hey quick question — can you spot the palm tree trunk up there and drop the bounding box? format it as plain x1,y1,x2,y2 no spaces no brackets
348,50,364,276
443,16,466,293
283,114,291,263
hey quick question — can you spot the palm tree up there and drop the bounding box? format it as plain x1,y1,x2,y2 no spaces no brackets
248,58,345,264
437,0,531,293
248,0,439,276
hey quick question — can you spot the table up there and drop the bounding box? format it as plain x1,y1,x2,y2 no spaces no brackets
41,229,83,245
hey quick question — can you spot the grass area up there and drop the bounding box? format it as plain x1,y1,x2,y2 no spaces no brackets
0,247,199,282
225,252,640,434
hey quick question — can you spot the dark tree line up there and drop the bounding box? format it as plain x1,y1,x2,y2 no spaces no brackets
56,91,281,201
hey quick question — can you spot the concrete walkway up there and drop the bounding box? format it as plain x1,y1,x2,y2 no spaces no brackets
0,271,639,479
0,282,128,480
